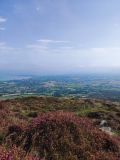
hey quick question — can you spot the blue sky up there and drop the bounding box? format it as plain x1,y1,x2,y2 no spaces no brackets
0,0,120,75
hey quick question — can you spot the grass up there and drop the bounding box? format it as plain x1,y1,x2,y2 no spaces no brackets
76,107,109,116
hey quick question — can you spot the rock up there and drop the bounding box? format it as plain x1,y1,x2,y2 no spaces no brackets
99,120,113,135
100,127,113,135
100,120,109,127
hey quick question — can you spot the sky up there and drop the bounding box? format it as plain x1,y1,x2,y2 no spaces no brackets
0,0,120,75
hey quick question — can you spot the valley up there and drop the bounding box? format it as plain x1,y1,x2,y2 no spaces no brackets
0,74,120,101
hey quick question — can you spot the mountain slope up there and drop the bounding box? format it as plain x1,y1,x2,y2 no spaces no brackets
0,96,120,159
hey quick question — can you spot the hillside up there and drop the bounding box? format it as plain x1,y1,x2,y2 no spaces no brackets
0,96,120,159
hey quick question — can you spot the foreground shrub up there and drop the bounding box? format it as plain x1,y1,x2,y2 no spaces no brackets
5,111,120,160
0,145,42,160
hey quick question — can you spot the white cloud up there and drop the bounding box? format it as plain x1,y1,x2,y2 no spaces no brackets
114,23,119,27
0,42,6,46
36,7,40,11
0,27,5,31
86,47,120,67
37,39,69,44
0,16,7,23
27,44,48,50
1,39,120,72
0,42,20,53
0,16,7,31
91,47,120,54
22,39,120,69
27,39,70,53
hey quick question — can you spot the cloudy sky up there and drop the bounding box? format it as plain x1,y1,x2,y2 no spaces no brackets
0,0,120,75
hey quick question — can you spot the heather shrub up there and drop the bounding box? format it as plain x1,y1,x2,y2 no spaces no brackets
0,102,4,110
0,133,4,145
5,111,120,160
27,111,38,118
89,151,120,160
0,145,42,160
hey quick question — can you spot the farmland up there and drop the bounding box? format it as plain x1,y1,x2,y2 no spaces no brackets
0,74,120,101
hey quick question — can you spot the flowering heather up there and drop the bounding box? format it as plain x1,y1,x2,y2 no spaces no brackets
0,145,42,160
5,111,120,160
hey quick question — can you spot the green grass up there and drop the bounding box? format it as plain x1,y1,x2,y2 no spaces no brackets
76,107,109,116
